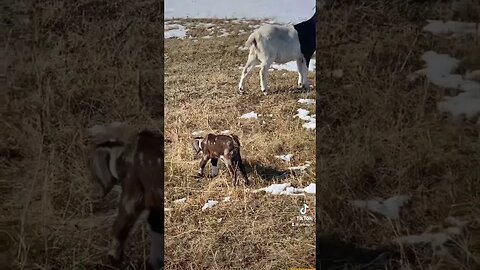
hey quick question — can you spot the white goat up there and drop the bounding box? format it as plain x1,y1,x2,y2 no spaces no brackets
238,12,316,95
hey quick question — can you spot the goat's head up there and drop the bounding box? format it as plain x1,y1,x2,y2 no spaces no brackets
192,135,204,155
87,122,129,198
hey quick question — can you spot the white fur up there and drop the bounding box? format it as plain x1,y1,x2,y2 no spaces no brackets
238,24,308,95
211,165,219,177
108,147,124,180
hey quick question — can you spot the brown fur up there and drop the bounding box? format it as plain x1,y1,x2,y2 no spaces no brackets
193,133,249,186
89,129,164,269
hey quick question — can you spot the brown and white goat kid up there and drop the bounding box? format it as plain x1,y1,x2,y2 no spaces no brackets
192,133,249,186
88,123,164,269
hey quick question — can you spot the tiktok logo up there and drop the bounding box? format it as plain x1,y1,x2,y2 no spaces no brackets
299,203,309,215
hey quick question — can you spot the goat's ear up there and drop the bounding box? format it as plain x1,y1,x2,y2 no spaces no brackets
192,139,201,154
89,147,115,197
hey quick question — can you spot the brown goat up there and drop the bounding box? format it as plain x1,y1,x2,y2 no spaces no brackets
88,123,164,269
192,133,249,186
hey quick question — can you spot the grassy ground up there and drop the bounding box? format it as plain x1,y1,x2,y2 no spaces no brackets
2,1,163,269
164,19,316,269
317,1,480,269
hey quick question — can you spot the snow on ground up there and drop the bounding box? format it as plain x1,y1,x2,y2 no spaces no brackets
275,154,293,162
174,198,187,204
423,20,479,38
351,195,409,219
271,59,316,72
252,182,315,196
164,24,188,39
294,108,316,130
239,111,258,119
192,130,204,136
165,0,315,24
294,109,314,121
298,98,315,105
437,91,480,120
287,162,311,172
418,51,480,92
415,20,480,123
396,226,462,251
202,200,219,211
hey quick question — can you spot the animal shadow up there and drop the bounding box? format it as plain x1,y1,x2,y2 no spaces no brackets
245,162,290,182
317,233,398,270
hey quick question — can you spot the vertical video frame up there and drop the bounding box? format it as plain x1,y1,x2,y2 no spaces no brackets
164,0,317,269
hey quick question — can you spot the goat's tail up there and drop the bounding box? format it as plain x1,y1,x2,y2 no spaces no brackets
245,32,257,49
87,122,130,145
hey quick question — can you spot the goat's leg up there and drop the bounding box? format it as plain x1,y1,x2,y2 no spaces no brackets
147,207,164,270
197,155,209,178
296,58,305,89
238,54,258,95
238,158,249,185
259,60,272,95
303,56,310,90
296,58,307,90
210,158,219,178
223,158,236,186
108,194,143,267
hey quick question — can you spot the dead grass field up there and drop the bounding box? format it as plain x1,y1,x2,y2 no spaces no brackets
164,19,316,270
317,1,479,269
2,1,163,269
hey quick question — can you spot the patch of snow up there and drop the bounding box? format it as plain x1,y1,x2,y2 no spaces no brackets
173,198,187,204
275,154,293,162
351,195,409,219
202,35,213,39
220,130,230,134
252,182,315,196
165,0,315,24
201,200,218,211
271,59,316,72
261,183,292,195
396,226,462,250
165,24,187,39
437,91,480,120
298,98,315,105
303,118,316,130
303,183,316,194
294,109,316,130
238,45,249,51
287,162,311,171
239,111,258,119
195,22,216,28
223,196,231,202
423,20,479,38
192,130,204,136
420,51,480,92
294,109,313,121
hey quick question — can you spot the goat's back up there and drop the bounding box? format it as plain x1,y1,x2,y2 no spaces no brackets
251,24,302,63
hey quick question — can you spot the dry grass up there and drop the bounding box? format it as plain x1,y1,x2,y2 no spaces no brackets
317,1,480,269
164,19,316,269
2,1,163,269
